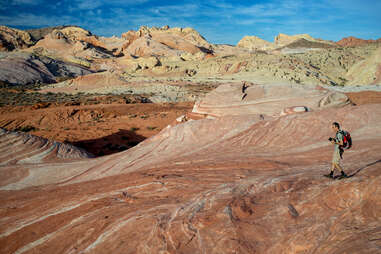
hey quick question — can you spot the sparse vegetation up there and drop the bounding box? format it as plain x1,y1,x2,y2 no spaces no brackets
14,125,36,132
130,127,140,132
0,89,158,107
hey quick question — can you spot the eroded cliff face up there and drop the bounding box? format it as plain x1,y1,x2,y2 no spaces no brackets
0,26,34,51
1,25,381,88
0,83,380,253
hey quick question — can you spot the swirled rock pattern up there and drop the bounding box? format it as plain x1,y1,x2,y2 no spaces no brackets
192,82,350,117
0,128,93,166
0,100,380,253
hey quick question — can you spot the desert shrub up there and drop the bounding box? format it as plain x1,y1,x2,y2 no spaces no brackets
15,125,36,132
130,127,139,132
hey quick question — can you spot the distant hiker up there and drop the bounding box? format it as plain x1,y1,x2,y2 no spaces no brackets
242,82,249,93
181,115,188,123
325,122,348,179
241,81,249,100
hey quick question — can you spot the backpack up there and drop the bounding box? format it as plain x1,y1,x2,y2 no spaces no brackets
339,130,352,149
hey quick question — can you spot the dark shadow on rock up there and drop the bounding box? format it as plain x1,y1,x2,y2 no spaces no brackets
198,46,213,54
347,159,381,178
70,129,146,157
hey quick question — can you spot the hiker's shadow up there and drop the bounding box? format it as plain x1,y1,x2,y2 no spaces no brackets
347,159,381,178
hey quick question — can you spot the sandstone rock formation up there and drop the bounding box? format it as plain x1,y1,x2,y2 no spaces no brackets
236,33,337,54
0,94,380,253
1,25,381,88
336,36,381,47
0,52,92,86
121,26,212,57
237,35,275,50
278,38,337,51
125,35,184,57
0,26,34,51
274,33,336,47
275,33,314,46
192,82,350,117
26,25,82,42
0,128,93,165
211,44,250,56
345,46,381,85
25,27,113,68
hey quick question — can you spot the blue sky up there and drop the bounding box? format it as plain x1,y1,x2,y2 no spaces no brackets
1,0,380,44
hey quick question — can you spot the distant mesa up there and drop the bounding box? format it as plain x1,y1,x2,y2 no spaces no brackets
277,38,338,52
336,36,381,47
236,33,337,52
236,35,275,51
274,33,315,46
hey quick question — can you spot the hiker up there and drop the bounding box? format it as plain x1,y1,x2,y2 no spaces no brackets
242,81,249,93
241,81,249,100
325,122,348,179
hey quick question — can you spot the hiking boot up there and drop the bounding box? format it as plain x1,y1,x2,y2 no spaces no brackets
324,172,334,178
339,171,348,178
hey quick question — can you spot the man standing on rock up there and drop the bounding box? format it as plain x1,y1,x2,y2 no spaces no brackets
325,122,348,179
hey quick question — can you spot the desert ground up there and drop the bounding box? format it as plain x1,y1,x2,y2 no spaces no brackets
0,25,380,253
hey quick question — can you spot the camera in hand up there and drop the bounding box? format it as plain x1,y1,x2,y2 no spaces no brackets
328,137,334,141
